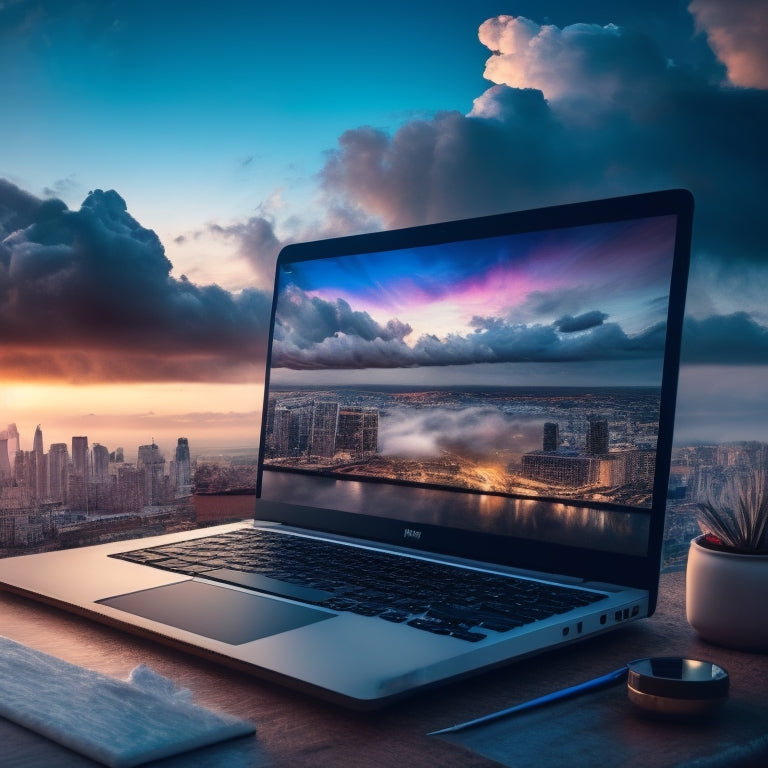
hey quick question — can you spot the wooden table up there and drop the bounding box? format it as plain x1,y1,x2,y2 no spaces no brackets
1,570,766,767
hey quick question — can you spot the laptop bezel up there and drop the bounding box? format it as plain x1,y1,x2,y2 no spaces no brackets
255,189,693,612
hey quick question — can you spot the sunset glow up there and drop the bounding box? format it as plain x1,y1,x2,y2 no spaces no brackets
1,0,767,459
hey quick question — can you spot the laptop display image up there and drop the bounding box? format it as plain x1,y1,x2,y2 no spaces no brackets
0,189,693,708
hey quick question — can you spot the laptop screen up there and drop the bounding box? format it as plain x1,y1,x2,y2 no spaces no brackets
257,191,692,590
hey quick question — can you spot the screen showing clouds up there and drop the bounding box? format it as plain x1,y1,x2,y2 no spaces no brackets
271,215,677,384
262,208,680,544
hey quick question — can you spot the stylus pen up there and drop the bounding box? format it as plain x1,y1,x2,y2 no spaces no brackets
428,665,629,735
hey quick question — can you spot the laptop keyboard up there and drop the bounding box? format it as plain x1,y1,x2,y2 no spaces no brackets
111,528,607,643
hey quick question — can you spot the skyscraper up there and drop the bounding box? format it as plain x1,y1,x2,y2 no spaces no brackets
71,436,89,479
336,407,379,458
310,401,339,459
33,425,47,499
32,425,43,455
543,422,560,452
92,444,110,484
0,438,11,480
70,436,90,510
48,443,69,503
174,437,191,495
587,419,609,455
138,442,165,505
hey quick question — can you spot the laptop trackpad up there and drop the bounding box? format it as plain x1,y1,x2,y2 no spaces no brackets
98,580,334,645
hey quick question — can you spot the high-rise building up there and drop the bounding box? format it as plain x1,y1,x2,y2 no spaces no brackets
116,465,144,513
48,443,69,503
71,436,89,479
173,437,191,495
586,419,609,455
336,407,379,458
32,426,47,500
0,438,11,480
138,443,165,505
310,401,339,458
32,425,43,455
70,436,90,510
92,444,110,484
543,422,560,452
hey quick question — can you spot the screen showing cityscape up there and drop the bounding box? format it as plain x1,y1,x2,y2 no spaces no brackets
261,214,680,553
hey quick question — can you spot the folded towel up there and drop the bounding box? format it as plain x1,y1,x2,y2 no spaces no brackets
0,636,256,767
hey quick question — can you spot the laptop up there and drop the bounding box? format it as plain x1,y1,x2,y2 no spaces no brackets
0,189,693,709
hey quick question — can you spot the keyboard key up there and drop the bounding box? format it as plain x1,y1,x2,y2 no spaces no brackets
111,529,607,643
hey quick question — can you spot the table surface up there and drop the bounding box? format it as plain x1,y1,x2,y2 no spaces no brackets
1,569,766,768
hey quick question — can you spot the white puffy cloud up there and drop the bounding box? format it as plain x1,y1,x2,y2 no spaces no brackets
478,16,624,104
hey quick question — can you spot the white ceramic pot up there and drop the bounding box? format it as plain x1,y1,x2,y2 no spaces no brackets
686,535,768,652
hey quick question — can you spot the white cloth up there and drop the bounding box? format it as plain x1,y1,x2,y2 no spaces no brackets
0,636,255,767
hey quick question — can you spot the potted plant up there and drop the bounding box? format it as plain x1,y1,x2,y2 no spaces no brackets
686,471,768,651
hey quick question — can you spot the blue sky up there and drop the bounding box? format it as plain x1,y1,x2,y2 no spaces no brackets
1,0,767,454
1,1,505,237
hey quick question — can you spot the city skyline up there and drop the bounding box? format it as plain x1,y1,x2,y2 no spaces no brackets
1,422,192,526
1,1,767,453
265,385,660,507
1,421,199,466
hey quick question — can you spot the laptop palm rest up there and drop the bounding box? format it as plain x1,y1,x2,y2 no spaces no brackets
98,580,333,645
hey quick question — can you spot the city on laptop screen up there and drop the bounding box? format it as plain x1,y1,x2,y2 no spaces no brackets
257,196,689,586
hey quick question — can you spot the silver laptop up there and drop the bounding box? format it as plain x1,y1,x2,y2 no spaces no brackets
0,190,693,709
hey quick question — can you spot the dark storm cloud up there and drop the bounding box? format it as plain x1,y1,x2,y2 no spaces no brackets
518,287,602,321
318,11,768,270
0,177,44,233
310,7,768,374
276,285,412,347
681,313,768,365
554,311,609,333
0,182,272,382
320,96,566,230
271,287,665,370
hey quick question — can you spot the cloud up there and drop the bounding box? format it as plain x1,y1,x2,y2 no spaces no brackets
0,182,272,383
318,12,768,274
310,9,768,383
209,215,283,286
5,5,768,385
0,177,44,232
320,100,567,229
689,0,768,88
477,15,672,106
42,174,81,201
681,312,768,365
271,286,665,370
555,311,609,333
379,406,541,458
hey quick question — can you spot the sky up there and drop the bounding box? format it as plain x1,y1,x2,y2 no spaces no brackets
1,0,767,459
270,216,677,383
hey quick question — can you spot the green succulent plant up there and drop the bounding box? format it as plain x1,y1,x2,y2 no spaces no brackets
697,471,768,553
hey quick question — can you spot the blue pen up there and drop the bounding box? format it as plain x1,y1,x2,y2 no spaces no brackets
428,666,629,735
